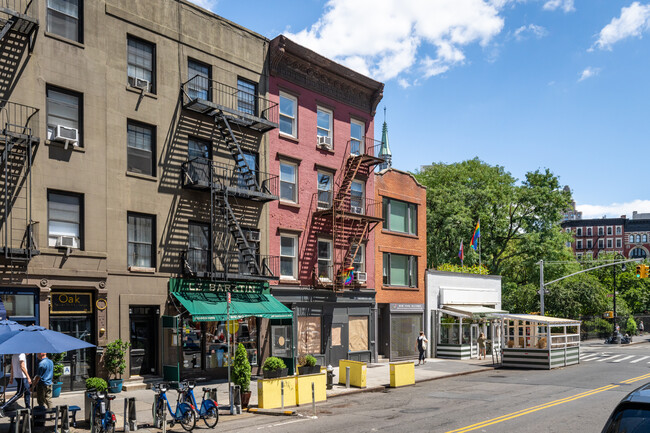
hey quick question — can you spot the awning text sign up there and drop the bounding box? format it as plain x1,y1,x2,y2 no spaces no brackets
169,278,268,294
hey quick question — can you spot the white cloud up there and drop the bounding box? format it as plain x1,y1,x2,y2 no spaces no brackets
285,0,505,82
577,200,650,219
543,0,575,13
578,66,600,82
397,78,411,88
188,0,218,12
513,24,548,40
593,2,650,51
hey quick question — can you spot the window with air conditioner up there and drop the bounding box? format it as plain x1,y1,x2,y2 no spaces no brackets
128,212,155,269
47,0,82,43
46,85,82,147
127,120,155,176
316,107,332,146
350,181,364,214
351,243,365,274
48,191,82,249
127,36,155,93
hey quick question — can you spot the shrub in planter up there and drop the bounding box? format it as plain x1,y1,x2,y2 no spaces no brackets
232,343,252,408
85,377,108,392
298,354,320,375
104,339,131,393
262,356,288,378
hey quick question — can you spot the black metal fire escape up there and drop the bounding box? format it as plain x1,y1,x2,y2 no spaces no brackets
0,1,39,262
180,75,279,280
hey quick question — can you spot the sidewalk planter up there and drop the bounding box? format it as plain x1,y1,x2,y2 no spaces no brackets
389,361,415,388
436,344,471,360
298,365,321,375
338,360,367,388
257,376,296,409
295,372,326,405
108,379,123,393
263,368,289,379
52,382,63,398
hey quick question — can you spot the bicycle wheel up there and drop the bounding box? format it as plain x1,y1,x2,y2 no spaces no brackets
152,400,164,429
203,406,219,429
105,417,116,433
180,407,196,432
91,409,101,433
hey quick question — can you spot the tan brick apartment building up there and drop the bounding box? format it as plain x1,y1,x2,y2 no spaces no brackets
0,0,286,389
374,168,427,360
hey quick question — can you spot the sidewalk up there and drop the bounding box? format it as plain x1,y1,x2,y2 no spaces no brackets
0,356,496,432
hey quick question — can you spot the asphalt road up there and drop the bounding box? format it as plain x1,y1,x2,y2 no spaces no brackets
218,342,650,433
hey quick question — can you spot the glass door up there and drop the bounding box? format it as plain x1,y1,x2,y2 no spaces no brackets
50,315,94,391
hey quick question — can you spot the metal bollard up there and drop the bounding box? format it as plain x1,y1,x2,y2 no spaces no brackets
311,382,316,416
124,397,138,432
233,385,242,415
281,381,285,410
54,405,70,433
14,408,32,433
345,366,350,389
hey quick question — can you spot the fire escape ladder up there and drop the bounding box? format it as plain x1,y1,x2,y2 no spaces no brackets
0,18,15,43
214,111,261,192
222,194,262,277
334,156,363,208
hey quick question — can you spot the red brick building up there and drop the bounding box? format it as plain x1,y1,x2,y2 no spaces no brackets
374,168,427,360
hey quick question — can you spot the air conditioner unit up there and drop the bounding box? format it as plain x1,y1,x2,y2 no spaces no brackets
54,235,79,249
246,231,260,242
355,272,367,283
128,76,150,92
53,125,79,148
350,206,363,214
317,135,332,149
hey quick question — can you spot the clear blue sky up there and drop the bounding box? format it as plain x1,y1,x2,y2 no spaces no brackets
191,0,650,219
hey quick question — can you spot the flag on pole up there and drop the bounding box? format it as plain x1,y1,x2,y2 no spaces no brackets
458,240,464,262
470,221,480,250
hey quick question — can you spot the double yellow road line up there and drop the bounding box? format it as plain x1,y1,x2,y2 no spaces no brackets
446,372,650,433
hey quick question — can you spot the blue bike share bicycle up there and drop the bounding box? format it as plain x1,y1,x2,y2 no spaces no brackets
151,382,196,431
87,389,117,433
181,380,219,428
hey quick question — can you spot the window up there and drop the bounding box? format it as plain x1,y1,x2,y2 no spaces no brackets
280,235,298,279
630,235,634,243
587,227,592,236
637,235,641,243
598,227,604,236
317,172,332,208
187,59,211,100
587,239,593,249
237,152,258,190
48,191,82,248
297,316,321,355
350,181,364,214
188,137,211,160
382,253,417,287
351,243,364,273
565,228,570,233
644,235,648,243
317,239,332,280
576,240,583,249
350,120,364,155
47,0,82,42
46,85,82,146
316,107,332,138
279,161,297,203
576,228,582,236
607,239,613,248
631,248,648,259
616,238,622,248
188,222,209,274
576,253,583,260
382,198,417,235
616,226,622,235
607,227,613,235
237,78,257,116
127,213,155,268
127,36,155,93
598,239,604,248
127,120,155,176
279,92,297,137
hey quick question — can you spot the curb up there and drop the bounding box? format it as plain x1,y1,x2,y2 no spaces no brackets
328,385,386,399
247,408,297,416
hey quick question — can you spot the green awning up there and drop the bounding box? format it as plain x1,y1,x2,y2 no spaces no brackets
171,290,293,321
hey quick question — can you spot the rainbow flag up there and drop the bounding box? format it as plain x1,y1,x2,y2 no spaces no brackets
470,221,480,250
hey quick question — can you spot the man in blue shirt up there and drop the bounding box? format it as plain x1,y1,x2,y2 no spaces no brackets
33,353,54,408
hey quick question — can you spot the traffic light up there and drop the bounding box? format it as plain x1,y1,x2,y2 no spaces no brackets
603,311,614,319
637,265,642,278
637,264,650,278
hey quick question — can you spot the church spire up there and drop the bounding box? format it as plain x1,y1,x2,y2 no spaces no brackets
378,107,392,171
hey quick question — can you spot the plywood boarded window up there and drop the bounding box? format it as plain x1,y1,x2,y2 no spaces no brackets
297,316,321,355
349,316,369,352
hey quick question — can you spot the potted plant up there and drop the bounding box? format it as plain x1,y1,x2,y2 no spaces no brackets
262,356,288,379
103,339,131,393
297,354,320,375
232,343,252,408
84,377,108,421
49,352,66,398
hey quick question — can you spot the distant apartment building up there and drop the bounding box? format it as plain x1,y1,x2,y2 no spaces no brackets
561,186,582,222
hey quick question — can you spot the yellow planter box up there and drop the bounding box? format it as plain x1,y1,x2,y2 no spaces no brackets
389,361,415,388
338,360,367,388
257,376,296,409
295,372,327,405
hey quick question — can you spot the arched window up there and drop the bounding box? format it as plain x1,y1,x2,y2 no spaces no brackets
630,248,647,259
636,235,641,243
644,235,648,243
630,235,634,243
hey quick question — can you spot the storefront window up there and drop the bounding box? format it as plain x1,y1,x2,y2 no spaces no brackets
203,318,258,368
297,316,321,355
182,318,203,370
439,315,460,344
271,325,292,358
349,316,368,352
390,314,421,359
1,294,35,318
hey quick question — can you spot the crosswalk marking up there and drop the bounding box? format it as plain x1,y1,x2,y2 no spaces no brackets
630,356,649,363
578,352,650,364
612,355,635,363
597,354,622,362
580,354,601,361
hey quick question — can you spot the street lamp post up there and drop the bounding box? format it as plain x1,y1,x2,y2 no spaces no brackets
612,253,626,340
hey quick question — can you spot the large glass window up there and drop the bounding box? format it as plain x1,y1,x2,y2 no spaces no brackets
383,253,417,287
0,294,35,318
127,213,155,268
280,235,297,279
279,161,297,203
46,85,82,146
350,120,364,155
390,314,422,359
187,59,211,100
317,239,332,280
317,172,332,208
47,0,81,42
349,316,368,352
317,107,332,138
237,78,257,115
188,222,209,274
204,318,259,367
383,198,417,235
48,191,82,248
127,36,155,93
127,120,155,176
297,316,321,355
279,92,297,137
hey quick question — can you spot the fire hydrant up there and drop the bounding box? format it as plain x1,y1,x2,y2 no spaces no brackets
326,364,335,390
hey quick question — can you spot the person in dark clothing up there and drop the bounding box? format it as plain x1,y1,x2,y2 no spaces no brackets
416,331,428,365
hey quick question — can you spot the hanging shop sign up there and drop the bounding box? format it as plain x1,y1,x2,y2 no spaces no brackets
169,277,268,294
50,292,93,314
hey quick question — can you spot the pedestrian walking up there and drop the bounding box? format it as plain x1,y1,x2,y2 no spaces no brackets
32,353,54,408
639,321,644,335
478,332,486,360
416,331,428,365
0,352,31,416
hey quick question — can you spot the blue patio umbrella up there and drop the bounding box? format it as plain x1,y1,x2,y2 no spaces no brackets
0,319,27,335
0,325,95,355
